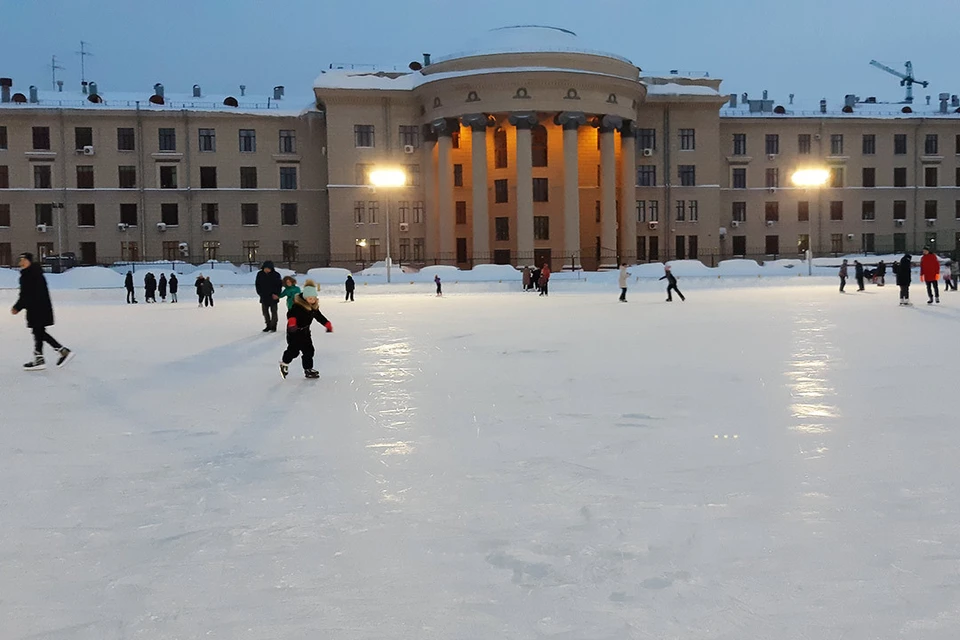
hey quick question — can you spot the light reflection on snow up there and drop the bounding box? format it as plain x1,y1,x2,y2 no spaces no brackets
787,310,840,440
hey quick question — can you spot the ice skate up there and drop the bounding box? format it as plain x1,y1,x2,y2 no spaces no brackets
305,369,320,379
55,347,74,368
279,362,289,379
23,355,46,371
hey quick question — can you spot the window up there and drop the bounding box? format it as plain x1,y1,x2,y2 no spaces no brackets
118,166,137,188
798,234,810,252
494,179,508,203
202,203,219,226
765,134,779,155
533,177,549,202
925,200,938,220
203,240,220,261
279,130,296,154
595,201,600,223
862,233,875,253
689,200,698,222
451,130,460,149
637,200,646,222
0,204,9,227
406,164,420,187
76,166,94,189
243,240,260,264
354,124,374,148
956,200,960,220
956,167,960,187
862,201,876,221
798,134,811,155
407,201,422,225
675,200,685,221
531,125,548,167
894,200,907,220
956,134,960,155
830,201,843,221
649,200,659,221
925,166,938,187
367,200,379,224
830,234,843,253
279,166,297,190
398,200,409,223
355,163,371,185
120,241,140,262
354,201,365,224
453,164,463,187
413,238,425,261
0,242,9,266
765,235,780,255
158,128,176,151
638,128,656,150
76,203,95,227
399,239,410,261
162,241,181,261
78,242,97,265
281,203,298,226
35,203,53,226
894,134,907,155
159,165,177,189
117,127,135,151
688,235,698,259
33,127,50,150
399,125,419,149
199,166,217,189
862,167,876,188
798,201,809,222
925,134,939,155
894,167,907,187
732,201,746,222
679,128,695,150
198,128,216,152
894,233,906,253
455,201,467,225
120,203,137,226
637,236,647,261
830,167,844,188
494,128,507,168
0,126,6,149
34,165,52,189
282,241,298,263
830,134,844,155
369,238,381,262
649,235,659,260
0,165,7,188
765,168,779,189
638,166,657,186
765,202,779,222
161,203,179,226
34,242,52,260
240,167,258,189
862,134,876,155
732,133,747,155
75,127,93,150
732,168,746,189
239,129,256,153
241,203,259,226
534,216,549,240
678,165,696,186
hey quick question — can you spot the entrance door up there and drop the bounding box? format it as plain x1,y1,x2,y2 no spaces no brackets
687,235,698,260
649,236,659,261
675,235,686,260
79,242,97,265
456,237,468,264
534,248,552,270
732,236,746,256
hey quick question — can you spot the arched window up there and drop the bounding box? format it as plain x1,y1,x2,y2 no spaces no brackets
531,125,548,167
494,127,508,169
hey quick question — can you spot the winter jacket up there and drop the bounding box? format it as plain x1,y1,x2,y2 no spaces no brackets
659,271,678,286
540,266,551,283
896,255,912,286
877,262,887,277
286,294,331,334
522,268,531,288
920,253,940,282
200,279,215,296
195,276,205,294
124,273,134,291
345,276,355,292
13,262,55,328
169,275,179,293
854,263,864,278
618,267,630,288
255,261,283,303
280,285,301,310
145,274,157,295
158,275,168,296
838,264,848,278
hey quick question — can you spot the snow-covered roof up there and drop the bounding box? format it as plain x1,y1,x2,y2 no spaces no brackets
721,93,960,119
432,25,632,65
642,82,722,98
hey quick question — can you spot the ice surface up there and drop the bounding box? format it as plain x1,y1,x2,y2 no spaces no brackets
2,283,959,639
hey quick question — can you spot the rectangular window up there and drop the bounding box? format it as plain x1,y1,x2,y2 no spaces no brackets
453,163,463,187
894,167,907,187
798,134,811,155
241,203,259,226
798,201,809,222
830,201,843,221
35,203,53,226
862,201,876,221
76,166,94,189
925,166,938,187
862,233,875,253
78,242,97,265
765,168,779,189
162,241,181,262
203,240,220,261
413,201,424,223
354,200,365,224
765,201,779,222
199,166,217,189
732,168,747,189
925,200,938,220
120,203,138,226
159,165,177,189
117,127,135,151
32,126,51,150
765,235,780,255
637,166,657,186
0,126,7,149
494,127,508,168
798,234,810,252
202,203,219,226
675,200,685,221
956,134,960,155
367,200,379,224
678,165,696,186
0,165,7,188
494,216,509,241
240,167,258,189
161,203,179,226
533,177,549,202
925,134,939,155
118,165,137,188
649,200,658,221
279,129,296,154
688,235,698,259
862,134,876,155
637,200,646,222
399,239,410,261
956,200,960,220
862,167,876,188
355,163,371,185
451,130,460,149
831,233,843,253
279,166,298,190
354,124,375,148
369,238,381,262
830,167,844,188
638,128,656,150
956,167,960,187
894,134,907,155
494,179,508,203
689,200,698,222
239,129,256,153
75,127,93,150
198,128,216,152
281,203,298,226
413,238,425,261
679,128,695,150
282,241,298,263
397,200,409,224
830,134,844,155
894,200,907,220
637,236,647,261
158,128,176,151
531,127,547,167
243,240,260,264
534,215,550,240
733,133,747,155
765,134,779,155
455,201,467,225
34,165,52,189
732,201,746,222
406,164,420,187
595,200,601,223
894,233,906,252
399,125,419,149
0,204,10,227
120,241,140,262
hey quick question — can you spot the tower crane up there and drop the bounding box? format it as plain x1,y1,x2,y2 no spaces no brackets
869,60,929,103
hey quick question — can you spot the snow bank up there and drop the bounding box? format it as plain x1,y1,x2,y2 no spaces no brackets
0,268,19,288
305,267,353,285
49,267,125,289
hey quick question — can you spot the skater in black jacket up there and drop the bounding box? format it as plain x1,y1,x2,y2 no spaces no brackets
279,280,333,379
158,273,168,302
876,260,886,286
855,260,865,291
10,252,73,370
201,277,215,307
255,261,282,332
144,273,157,303
195,274,205,306
897,253,912,306
124,271,137,304
659,265,685,302
169,274,178,303
345,274,355,301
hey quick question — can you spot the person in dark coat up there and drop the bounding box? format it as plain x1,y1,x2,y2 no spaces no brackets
255,260,282,332
124,271,137,304
854,260,865,291
896,253,912,306
10,252,73,370
144,273,157,303
201,277,215,307
279,280,332,380
345,274,355,302
531,268,541,293
659,265,685,302
195,274,205,306
838,259,848,293
876,260,886,286
169,273,179,303
434,274,442,297
158,273,168,302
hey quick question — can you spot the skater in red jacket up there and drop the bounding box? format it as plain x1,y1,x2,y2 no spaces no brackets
919,247,941,304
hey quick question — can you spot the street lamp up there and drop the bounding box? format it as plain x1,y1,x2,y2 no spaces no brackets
369,168,407,284
792,169,830,275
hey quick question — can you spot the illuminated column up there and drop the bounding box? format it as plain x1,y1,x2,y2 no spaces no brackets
557,111,586,267
599,114,622,267
432,118,457,262
619,120,637,264
463,113,490,261
510,111,538,264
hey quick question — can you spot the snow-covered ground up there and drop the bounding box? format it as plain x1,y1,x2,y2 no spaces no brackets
2,283,958,639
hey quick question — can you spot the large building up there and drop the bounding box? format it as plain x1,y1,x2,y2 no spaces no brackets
1,25,959,270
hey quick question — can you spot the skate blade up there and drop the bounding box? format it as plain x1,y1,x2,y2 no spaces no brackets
57,352,75,368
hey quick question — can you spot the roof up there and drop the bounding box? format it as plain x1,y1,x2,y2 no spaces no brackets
432,25,632,65
721,93,960,119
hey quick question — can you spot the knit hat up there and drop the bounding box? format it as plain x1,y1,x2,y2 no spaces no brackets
18,252,34,262
301,279,318,298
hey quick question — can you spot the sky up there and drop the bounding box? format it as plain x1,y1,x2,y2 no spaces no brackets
2,0,959,106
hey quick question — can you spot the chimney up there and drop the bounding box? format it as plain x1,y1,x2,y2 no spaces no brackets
56,80,63,92
273,85,284,100
762,89,768,100
0,77,12,103
939,92,949,114
240,84,246,97
82,80,88,95
844,94,857,109
422,53,431,67
88,82,98,98
925,95,931,106
741,92,748,103
193,84,201,98
728,93,737,108
29,85,38,103
154,83,164,97
820,99,827,114
789,93,795,105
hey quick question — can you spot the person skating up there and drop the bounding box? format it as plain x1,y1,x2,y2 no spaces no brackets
920,247,940,304
124,271,137,304
876,260,886,286
158,273,168,302
838,259,848,293
280,275,300,310
10,252,73,370
618,263,631,302
169,273,178,303
435,274,442,297
255,261,282,332
345,274,355,302
855,260,865,291
144,272,157,303
522,266,532,291
659,265,685,302
201,277,215,307
539,263,551,296
897,253,912,306
532,267,541,293
195,274,205,306
950,260,959,292
279,280,333,380
942,260,957,292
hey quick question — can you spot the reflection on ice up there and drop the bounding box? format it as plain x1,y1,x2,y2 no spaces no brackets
787,309,840,439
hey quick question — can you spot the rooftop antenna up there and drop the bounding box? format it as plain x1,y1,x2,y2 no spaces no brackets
76,40,93,86
869,59,929,103
50,55,65,91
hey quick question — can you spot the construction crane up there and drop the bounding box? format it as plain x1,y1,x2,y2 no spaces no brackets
869,60,929,103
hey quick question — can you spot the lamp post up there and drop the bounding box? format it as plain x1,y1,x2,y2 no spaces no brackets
792,169,830,275
368,168,407,284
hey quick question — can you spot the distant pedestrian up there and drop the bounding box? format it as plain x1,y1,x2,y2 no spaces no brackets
195,274,205,306
279,280,333,381
618,264,631,302
660,265,685,302
855,260,865,291
10,252,74,370
897,253,912,306
876,260,886,286
169,273,179,303
158,273,168,302
950,260,959,292
522,266,532,291
124,271,137,304
920,247,940,304
434,274,442,297
838,259,848,293
942,260,957,292
345,274,355,301
280,276,301,310
255,261,282,332
532,268,541,293
539,263,551,296
201,276,215,307
145,273,157,303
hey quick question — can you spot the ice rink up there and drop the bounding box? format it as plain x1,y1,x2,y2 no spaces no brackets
2,283,959,639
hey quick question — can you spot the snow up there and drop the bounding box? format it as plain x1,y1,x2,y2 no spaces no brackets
2,282,958,638
643,82,722,98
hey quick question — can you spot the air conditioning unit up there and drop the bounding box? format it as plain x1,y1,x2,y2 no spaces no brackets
731,220,741,228
82,145,95,156
767,153,777,160
202,222,214,232
895,219,905,227
403,144,415,154
814,133,821,140
157,222,167,232
847,233,855,240
766,220,775,227
117,223,129,232
642,148,653,157
399,222,409,232
36,223,48,233
926,218,936,226
178,242,189,256
648,220,658,229
768,187,776,193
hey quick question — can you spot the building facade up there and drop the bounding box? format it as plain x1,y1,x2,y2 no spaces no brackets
1,25,959,270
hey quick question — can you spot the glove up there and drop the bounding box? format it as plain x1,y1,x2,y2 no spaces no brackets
324,322,333,333
287,317,298,334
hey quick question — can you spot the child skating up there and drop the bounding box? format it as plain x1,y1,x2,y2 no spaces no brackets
279,275,301,310
659,265,685,302
435,274,442,296
279,280,333,380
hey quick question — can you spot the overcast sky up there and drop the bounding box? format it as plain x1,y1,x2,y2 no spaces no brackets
3,0,958,106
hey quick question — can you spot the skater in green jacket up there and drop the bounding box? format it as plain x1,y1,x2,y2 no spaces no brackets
279,276,301,310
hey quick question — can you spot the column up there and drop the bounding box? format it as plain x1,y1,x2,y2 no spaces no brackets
619,121,637,264
422,129,438,258
599,114,621,267
510,112,537,264
557,111,586,268
432,118,456,262
463,114,490,262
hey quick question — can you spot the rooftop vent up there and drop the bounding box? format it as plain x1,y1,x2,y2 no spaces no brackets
940,93,950,114
82,80,88,95
88,81,98,98
28,85,38,103
273,85,284,100
670,69,679,75
728,93,737,108
864,96,877,103
193,84,201,98
844,94,858,108
154,83,164,98
56,80,63,92
0,77,12,103
422,53,431,66
11,93,26,103
774,105,786,114
240,84,246,97
762,89,768,100
925,95,931,106
842,105,854,113
748,99,774,113
789,93,794,105
223,96,238,107
409,61,423,71
820,99,827,114
149,94,164,105
901,105,913,113
953,95,959,108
